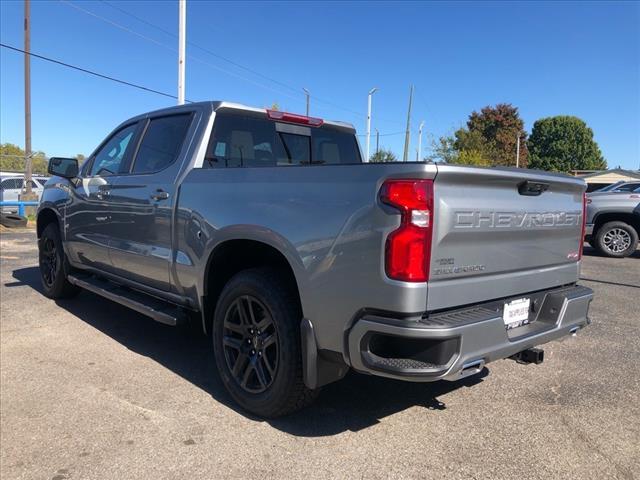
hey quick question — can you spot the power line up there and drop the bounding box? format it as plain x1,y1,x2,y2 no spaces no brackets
71,0,405,125
0,41,377,128
98,0,375,118
0,43,409,139
60,0,304,105
100,0,302,96
0,43,187,101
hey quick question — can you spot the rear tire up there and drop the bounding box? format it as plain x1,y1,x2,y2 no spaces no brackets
38,223,80,299
212,267,318,417
594,221,638,258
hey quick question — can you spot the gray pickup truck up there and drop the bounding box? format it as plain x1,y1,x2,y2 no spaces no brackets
37,101,593,417
585,186,640,257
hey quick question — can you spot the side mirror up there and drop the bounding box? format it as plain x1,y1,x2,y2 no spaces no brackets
48,157,79,179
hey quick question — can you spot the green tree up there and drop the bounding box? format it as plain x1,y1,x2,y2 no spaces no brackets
527,116,606,172
0,143,48,174
369,148,398,163
454,103,528,167
426,135,457,163
456,149,492,167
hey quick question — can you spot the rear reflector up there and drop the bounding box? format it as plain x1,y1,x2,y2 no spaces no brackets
266,109,323,127
380,179,434,282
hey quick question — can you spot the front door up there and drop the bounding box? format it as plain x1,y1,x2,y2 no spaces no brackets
108,113,194,291
65,122,140,271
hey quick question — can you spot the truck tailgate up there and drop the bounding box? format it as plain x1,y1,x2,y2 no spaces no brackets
428,165,586,311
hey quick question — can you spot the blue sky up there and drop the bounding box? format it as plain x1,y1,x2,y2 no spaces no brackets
1,0,638,168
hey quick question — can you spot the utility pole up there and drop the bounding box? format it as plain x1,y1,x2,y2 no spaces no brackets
177,0,186,105
402,85,413,162
516,134,520,168
23,0,32,195
375,128,379,156
365,87,378,163
417,120,424,162
303,88,310,116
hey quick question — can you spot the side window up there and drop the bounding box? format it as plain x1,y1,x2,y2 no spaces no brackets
90,124,137,176
613,183,640,192
131,114,192,174
1,179,20,190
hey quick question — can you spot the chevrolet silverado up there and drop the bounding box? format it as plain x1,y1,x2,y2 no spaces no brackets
37,101,593,417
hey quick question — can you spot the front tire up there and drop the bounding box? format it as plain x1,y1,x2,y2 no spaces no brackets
38,223,80,299
212,268,318,417
594,221,638,258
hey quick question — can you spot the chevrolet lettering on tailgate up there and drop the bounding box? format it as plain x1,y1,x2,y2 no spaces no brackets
454,211,582,229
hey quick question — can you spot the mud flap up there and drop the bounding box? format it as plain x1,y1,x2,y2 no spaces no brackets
300,318,349,389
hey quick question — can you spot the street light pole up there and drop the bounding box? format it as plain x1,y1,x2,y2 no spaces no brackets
303,88,310,116
516,134,520,168
365,87,378,163
417,120,424,162
375,128,379,156
177,0,186,105
402,85,413,162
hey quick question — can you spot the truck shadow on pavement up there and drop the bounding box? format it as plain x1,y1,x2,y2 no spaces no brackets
10,266,489,437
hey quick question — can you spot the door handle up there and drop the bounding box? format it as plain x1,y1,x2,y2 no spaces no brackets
150,189,170,201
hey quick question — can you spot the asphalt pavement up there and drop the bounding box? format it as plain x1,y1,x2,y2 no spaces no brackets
1,230,638,480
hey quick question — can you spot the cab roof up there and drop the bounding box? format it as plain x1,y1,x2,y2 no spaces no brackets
136,101,357,133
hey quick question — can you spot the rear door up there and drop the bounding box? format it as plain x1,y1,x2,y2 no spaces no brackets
108,112,194,291
428,165,586,311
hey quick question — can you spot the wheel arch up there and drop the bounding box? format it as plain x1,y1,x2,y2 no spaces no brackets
201,237,305,336
592,211,640,236
36,207,61,238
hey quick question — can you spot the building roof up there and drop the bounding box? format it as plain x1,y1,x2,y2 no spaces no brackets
574,169,640,180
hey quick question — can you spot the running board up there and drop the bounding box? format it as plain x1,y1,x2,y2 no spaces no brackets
67,273,184,326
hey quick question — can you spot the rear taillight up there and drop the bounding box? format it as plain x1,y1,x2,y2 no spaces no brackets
266,109,323,127
579,191,587,260
380,179,434,282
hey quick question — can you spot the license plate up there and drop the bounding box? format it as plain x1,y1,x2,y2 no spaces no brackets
503,298,531,329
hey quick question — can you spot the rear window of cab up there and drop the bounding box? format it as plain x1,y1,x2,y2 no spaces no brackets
204,111,361,168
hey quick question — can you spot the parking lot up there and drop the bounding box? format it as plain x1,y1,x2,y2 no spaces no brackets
0,229,638,480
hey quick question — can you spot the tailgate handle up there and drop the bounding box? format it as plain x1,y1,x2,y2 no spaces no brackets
518,181,549,196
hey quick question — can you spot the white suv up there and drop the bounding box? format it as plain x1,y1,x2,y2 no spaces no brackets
0,175,48,213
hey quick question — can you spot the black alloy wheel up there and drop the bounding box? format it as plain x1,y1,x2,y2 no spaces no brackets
222,295,279,393
212,267,319,417
38,223,79,299
40,235,58,288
